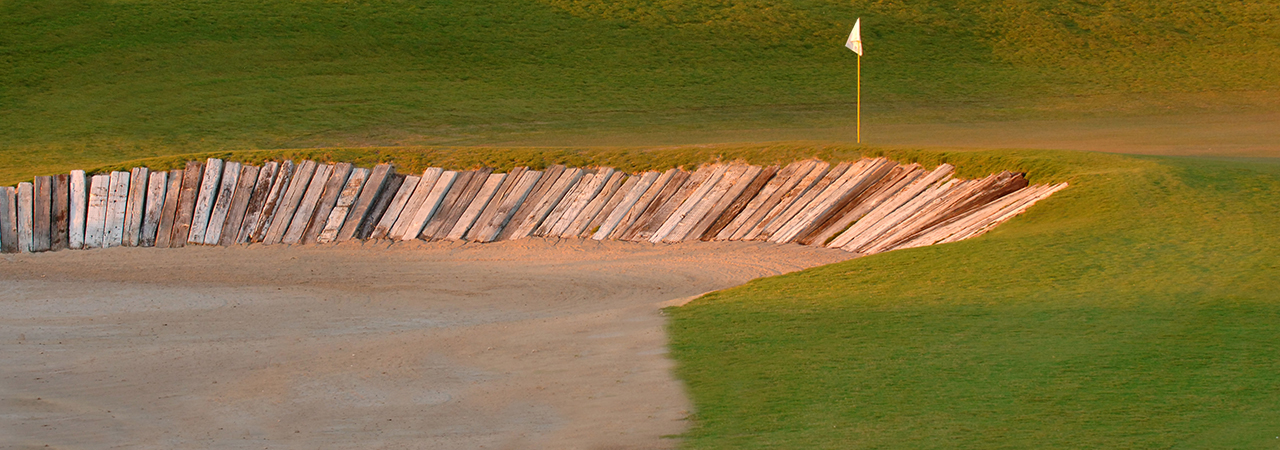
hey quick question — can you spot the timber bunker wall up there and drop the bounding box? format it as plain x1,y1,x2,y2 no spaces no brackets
0,158,1066,255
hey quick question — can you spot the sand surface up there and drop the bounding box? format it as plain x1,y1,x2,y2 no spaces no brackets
0,239,853,449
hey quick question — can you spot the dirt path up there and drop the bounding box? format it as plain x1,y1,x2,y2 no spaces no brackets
0,239,853,449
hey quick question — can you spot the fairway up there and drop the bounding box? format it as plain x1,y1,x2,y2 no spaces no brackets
3,0,1279,448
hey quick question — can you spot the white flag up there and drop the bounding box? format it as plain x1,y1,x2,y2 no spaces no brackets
845,18,863,56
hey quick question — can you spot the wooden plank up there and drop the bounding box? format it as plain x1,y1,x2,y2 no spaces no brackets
741,161,831,241
17,182,34,252
819,164,925,249
421,169,482,240
399,170,457,241
369,174,421,240
718,161,810,241
464,167,527,241
186,159,224,245
31,176,52,252
942,183,1067,244
830,164,952,250
84,175,111,248
895,185,1038,250
140,170,168,247
509,168,583,240
303,162,352,244
549,168,614,237
317,167,370,244
201,162,239,245
473,170,542,243
859,179,973,254
50,174,70,251
170,161,204,247
446,173,506,241
237,161,280,243
771,160,876,244
536,169,598,237
0,187,16,253
358,173,405,240
497,165,565,242
247,160,291,243
700,165,774,241
674,164,758,242
591,171,657,240
433,168,493,240
154,169,183,248
217,164,260,246
656,165,740,243
103,171,131,248
336,163,394,242
801,163,908,247
68,170,88,249
121,167,149,247
615,169,685,241
565,171,627,238
263,160,315,245
628,167,709,242
388,168,443,240
283,163,334,245
759,162,854,242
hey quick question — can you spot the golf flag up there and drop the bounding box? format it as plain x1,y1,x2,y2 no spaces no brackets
846,19,863,55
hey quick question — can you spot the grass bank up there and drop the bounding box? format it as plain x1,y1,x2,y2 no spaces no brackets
669,150,1280,448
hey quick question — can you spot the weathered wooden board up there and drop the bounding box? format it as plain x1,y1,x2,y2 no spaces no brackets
317,167,370,244
446,173,506,241
830,164,951,250
860,179,974,254
337,163,394,242
796,161,897,246
943,183,1067,244
509,168,583,240
370,174,420,240
140,170,168,247
895,185,1034,249
263,160,315,245
247,160,291,243
399,170,457,241
537,170,597,237
218,164,260,246
359,174,405,240
719,161,811,241
592,171,660,240
103,171,131,248
549,168,614,237
465,167,529,241
473,169,542,242
699,165,774,241
670,164,755,242
801,164,910,247
741,161,830,241
17,182,34,252
282,163,334,245
566,171,627,238
121,167,149,247
388,168,443,240
759,162,853,242
303,162,352,244
186,159,224,245
170,161,205,247
421,169,482,240
50,174,70,251
497,165,564,241
68,170,88,249
202,161,240,245
155,169,185,248
0,187,16,253
31,176,52,252
655,165,738,243
614,169,684,241
770,160,874,244
627,168,705,242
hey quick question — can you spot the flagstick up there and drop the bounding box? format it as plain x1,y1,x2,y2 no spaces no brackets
857,54,861,144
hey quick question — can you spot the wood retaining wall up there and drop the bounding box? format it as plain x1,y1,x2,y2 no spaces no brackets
0,158,1067,255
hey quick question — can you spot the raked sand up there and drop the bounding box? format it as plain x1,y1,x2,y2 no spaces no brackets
0,238,853,449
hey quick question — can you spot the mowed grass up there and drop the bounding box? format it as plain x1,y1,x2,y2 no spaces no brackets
2,0,1278,183
669,150,1280,448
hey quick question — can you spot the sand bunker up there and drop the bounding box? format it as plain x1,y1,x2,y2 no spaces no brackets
1,238,853,449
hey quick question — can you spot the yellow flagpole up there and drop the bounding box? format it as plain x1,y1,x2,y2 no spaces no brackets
857,54,861,144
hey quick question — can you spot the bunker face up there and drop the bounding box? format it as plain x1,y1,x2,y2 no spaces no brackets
0,239,852,449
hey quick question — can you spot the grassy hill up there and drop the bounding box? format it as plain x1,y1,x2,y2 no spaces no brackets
2,0,1278,183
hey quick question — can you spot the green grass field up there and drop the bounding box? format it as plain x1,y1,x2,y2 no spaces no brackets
4,0,1279,448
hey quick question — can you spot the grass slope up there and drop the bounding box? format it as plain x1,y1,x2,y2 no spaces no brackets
3,0,1278,183
669,150,1280,448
